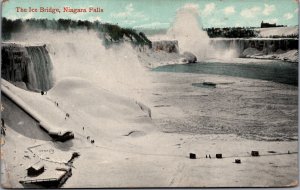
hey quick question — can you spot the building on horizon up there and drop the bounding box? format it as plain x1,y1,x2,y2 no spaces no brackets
261,21,287,28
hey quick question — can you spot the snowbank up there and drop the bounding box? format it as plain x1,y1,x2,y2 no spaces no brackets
1,79,45,123
1,79,73,140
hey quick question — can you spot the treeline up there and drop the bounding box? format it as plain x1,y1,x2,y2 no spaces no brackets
2,17,152,47
205,27,259,38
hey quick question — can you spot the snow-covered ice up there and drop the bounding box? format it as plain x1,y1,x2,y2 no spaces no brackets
1,62,298,187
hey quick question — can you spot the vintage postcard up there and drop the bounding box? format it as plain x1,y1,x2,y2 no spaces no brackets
0,0,298,188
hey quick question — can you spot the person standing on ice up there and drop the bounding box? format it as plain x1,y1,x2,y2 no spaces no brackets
1,119,6,136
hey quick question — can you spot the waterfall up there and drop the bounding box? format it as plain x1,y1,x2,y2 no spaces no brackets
25,46,53,91
1,44,54,91
210,38,298,57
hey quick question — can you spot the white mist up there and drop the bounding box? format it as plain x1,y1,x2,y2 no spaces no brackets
10,30,152,100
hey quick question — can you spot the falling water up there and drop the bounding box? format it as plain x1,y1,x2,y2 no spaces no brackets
25,46,53,91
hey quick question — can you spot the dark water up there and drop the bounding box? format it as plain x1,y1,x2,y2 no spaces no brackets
191,83,216,88
153,61,298,86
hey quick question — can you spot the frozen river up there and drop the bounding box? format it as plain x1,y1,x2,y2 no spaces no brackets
149,59,298,141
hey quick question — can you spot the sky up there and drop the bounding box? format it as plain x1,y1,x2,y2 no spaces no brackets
2,0,299,29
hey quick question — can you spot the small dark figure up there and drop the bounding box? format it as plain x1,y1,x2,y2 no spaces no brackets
87,136,90,140
1,118,6,136
209,154,211,159
83,127,84,131
91,140,94,144
41,91,44,95
235,159,241,164
56,102,59,107
206,155,207,158
1,127,5,136
66,113,70,118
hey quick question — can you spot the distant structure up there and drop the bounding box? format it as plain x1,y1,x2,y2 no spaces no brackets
27,162,45,177
261,21,286,28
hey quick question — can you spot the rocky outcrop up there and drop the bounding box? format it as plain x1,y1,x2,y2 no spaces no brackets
137,40,198,67
152,40,179,53
181,52,197,63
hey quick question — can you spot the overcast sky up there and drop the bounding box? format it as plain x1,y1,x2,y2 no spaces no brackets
2,0,299,29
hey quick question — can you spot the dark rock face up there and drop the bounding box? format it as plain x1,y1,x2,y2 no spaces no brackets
1,45,30,85
152,40,179,53
182,51,197,63
1,43,54,91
